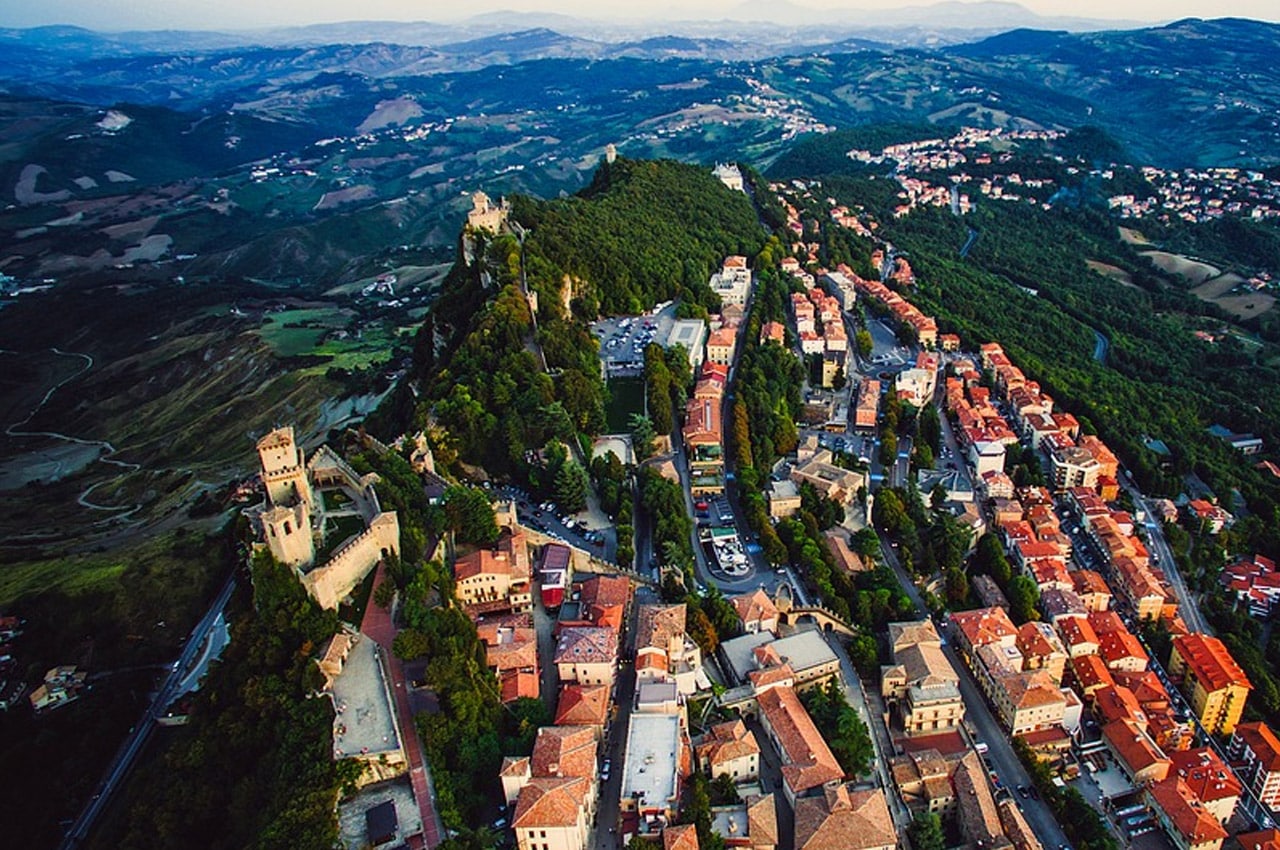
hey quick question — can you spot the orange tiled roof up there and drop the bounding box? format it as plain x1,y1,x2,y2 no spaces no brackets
664,824,700,850
1233,721,1280,772
697,719,761,769
1147,776,1228,844
757,685,843,796
555,684,610,727
531,725,598,778
1174,634,1252,692
1169,747,1242,803
1103,718,1169,779
794,785,896,850
731,589,779,627
950,607,1018,648
1238,830,1280,850
513,776,589,828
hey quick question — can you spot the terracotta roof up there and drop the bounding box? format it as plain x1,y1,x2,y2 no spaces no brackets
636,604,688,654
554,626,618,666
1174,634,1252,692
1001,670,1066,710
1057,615,1099,650
950,607,1018,648
513,776,589,828
580,574,631,608
555,684,610,727
697,719,761,769
1238,830,1280,850
746,794,779,846
1099,630,1149,669
664,824,700,850
1094,685,1147,726
1168,747,1242,803
1072,570,1111,597
501,756,530,777
478,625,538,672
794,785,896,850
500,670,540,703
531,725,598,778
1103,718,1170,780
1147,776,1228,844
1071,654,1114,694
1233,721,1280,772
1087,610,1126,637
1017,621,1066,661
731,589,779,627
756,685,843,796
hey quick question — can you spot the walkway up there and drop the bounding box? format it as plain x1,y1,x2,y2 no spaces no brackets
361,562,443,849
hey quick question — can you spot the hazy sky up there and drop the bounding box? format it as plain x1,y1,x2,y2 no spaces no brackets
0,0,1276,30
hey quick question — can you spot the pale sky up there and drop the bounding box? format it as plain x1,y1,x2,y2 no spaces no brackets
0,0,1276,31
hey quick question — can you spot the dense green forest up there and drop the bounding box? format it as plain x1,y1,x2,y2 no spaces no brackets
372,158,765,488
104,550,348,850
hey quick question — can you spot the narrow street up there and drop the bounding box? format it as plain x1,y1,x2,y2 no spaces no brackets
876,536,1071,850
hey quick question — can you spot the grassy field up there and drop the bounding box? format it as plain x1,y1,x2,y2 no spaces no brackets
1086,259,1138,289
606,376,646,433
256,307,352,356
1140,249,1221,285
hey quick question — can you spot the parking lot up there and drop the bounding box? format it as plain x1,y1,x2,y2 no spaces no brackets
591,302,678,375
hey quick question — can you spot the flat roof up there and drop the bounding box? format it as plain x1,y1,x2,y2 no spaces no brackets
622,714,682,811
332,635,401,759
721,630,837,683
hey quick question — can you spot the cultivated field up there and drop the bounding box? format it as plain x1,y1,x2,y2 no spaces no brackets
1086,259,1138,288
1191,272,1277,319
1140,249,1221,285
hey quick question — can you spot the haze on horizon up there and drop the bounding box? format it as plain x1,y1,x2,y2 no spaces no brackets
1,0,1278,31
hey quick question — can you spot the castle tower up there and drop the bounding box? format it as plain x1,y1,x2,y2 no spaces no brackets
261,503,315,569
605,143,617,164
257,426,313,509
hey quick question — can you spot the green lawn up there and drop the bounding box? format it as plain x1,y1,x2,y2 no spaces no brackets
605,376,646,433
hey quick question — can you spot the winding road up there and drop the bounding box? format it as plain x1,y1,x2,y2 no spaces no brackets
3,347,142,514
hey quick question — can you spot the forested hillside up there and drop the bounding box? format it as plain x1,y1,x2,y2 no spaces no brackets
373,158,764,481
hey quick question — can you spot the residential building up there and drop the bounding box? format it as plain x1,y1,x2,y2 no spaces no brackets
513,777,592,850
881,620,965,736
697,719,761,782
793,785,896,850
756,684,844,804
1104,718,1171,786
554,626,619,688
890,748,960,816
27,665,87,712
1230,721,1280,810
707,327,738,366
555,684,611,733
767,480,801,520
789,450,864,505
620,713,687,826
636,604,704,696
1238,830,1280,850
711,794,778,850
454,528,533,616
1168,747,1241,824
853,379,880,430
721,631,840,692
1146,776,1228,850
664,824,700,850
1016,621,1068,684
1071,570,1112,612
539,543,572,609
730,589,780,635
1056,615,1100,658
952,752,1012,850
989,670,1068,736
1049,443,1101,492
478,623,540,703
761,321,787,346
1169,634,1251,735
950,607,1018,658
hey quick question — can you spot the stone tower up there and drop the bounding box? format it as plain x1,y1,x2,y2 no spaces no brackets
257,426,313,510
261,503,315,568
605,143,617,164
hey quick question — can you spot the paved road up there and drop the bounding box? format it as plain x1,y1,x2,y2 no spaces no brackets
876,538,1071,850
60,569,238,849
1118,474,1208,634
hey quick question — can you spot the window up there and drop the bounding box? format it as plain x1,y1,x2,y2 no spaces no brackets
541,832,547,839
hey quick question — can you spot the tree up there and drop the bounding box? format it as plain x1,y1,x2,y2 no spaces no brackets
832,365,847,391
908,812,946,850
856,329,873,358
1008,575,1041,624
847,633,879,677
879,431,898,465
630,413,656,460
393,628,430,660
443,486,499,545
554,461,589,513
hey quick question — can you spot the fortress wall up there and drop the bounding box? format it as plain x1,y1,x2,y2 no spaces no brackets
304,512,401,610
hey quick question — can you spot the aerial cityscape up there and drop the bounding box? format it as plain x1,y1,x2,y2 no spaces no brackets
3,3,1280,850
